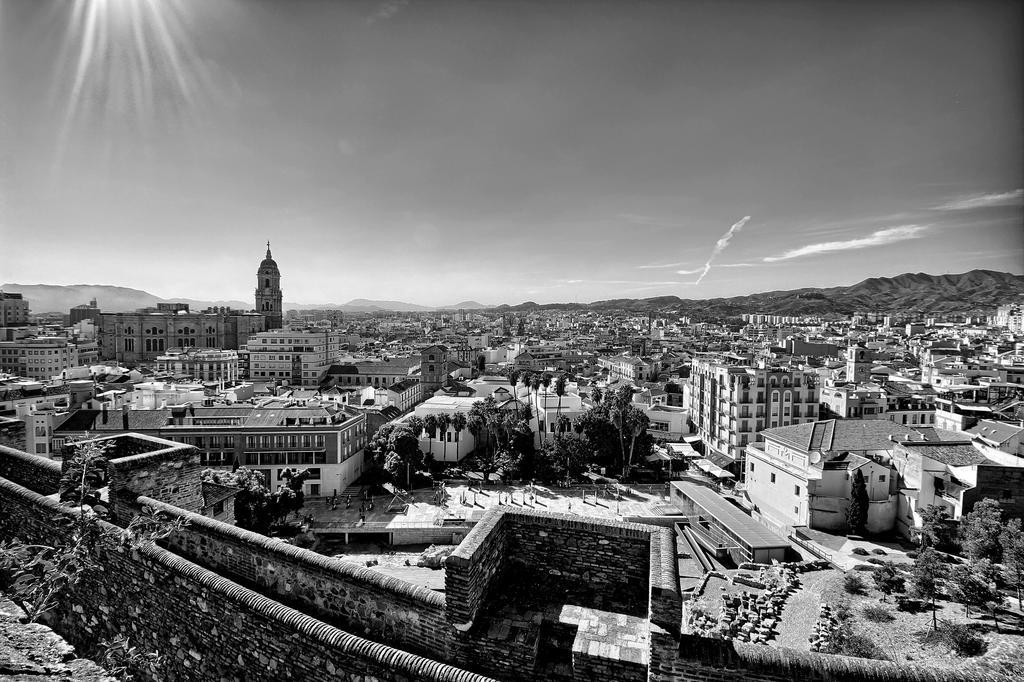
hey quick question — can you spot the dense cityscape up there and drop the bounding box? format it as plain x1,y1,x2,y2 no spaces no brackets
2,0,1023,680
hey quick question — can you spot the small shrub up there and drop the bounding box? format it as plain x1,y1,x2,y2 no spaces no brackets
870,548,887,556
844,573,866,595
920,620,987,657
853,563,876,571
866,557,885,565
825,620,887,660
862,604,895,623
851,547,870,556
896,597,924,613
906,551,919,559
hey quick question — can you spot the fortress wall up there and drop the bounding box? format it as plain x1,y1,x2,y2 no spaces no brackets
0,475,492,682
135,496,449,661
0,444,62,494
649,634,1002,682
504,509,652,615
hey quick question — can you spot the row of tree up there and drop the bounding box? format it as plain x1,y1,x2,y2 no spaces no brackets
201,467,313,534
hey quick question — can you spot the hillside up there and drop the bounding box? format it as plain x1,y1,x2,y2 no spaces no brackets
492,270,1024,317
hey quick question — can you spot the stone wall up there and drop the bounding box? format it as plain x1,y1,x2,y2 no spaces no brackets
136,496,449,661
0,476,493,682
445,507,509,629
503,509,652,616
0,418,26,454
0,444,61,494
648,634,1001,682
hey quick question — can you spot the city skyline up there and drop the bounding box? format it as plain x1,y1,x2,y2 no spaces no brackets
2,0,1022,306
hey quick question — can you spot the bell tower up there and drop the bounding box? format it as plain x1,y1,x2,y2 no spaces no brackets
255,241,283,330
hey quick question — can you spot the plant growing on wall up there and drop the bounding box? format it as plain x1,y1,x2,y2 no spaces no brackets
98,634,164,681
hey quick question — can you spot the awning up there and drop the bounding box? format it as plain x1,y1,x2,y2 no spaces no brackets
647,450,673,462
694,458,735,479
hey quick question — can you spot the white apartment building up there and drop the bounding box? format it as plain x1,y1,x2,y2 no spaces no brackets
0,337,81,380
247,329,343,387
689,357,820,478
156,348,240,383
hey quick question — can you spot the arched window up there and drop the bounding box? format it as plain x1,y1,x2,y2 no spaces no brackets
264,278,270,288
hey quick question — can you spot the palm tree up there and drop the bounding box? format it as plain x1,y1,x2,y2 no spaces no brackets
439,414,452,462
591,386,603,405
622,405,649,480
539,374,553,444
451,412,467,459
529,374,542,445
554,375,567,440
423,414,438,461
408,416,424,442
507,369,521,418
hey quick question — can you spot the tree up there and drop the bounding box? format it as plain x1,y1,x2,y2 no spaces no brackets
423,414,438,461
591,386,603,405
918,504,952,549
381,425,422,489
529,374,542,443
535,433,589,484
553,375,567,439
872,562,905,601
999,518,1024,609
407,416,424,442
439,414,452,461
205,467,275,533
959,498,1004,563
949,560,1001,619
507,369,521,418
539,374,553,444
846,469,869,536
451,412,467,457
910,547,947,630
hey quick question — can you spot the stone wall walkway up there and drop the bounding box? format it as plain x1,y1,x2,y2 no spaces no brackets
0,596,112,681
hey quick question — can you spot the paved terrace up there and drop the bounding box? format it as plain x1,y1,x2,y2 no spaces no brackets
305,482,674,532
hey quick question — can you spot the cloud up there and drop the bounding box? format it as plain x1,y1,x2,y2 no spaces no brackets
933,189,1023,211
694,216,751,284
763,224,928,262
674,267,705,275
367,0,409,24
638,261,691,269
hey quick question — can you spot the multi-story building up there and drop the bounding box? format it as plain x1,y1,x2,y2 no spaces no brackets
744,419,906,533
596,353,658,382
0,336,81,380
155,348,240,383
689,357,819,478
47,403,367,495
70,298,102,325
0,292,30,327
992,302,1024,333
99,305,265,365
323,357,422,390
420,345,450,394
247,328,343,387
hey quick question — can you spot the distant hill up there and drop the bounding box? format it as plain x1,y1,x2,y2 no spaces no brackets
0,284,249,315
0,284,490,315
491,270,1024,317
6,271,1020,318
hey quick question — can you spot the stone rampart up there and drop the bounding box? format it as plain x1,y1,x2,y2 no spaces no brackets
445,506,509,629
650,634,1004,682
135,496,449,660
0,444,61,494
0,475,493,682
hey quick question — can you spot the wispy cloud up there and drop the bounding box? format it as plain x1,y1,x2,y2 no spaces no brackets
763,224,928,262
367,0,409,24
694,216,751,284
932,189,1023,211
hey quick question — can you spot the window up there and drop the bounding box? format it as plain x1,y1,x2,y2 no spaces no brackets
770,473,776,483
310,484,320,496
213,501,224,516
794,485,800,496
1002,489,1013,500
749,462,754,472
878,475,886,483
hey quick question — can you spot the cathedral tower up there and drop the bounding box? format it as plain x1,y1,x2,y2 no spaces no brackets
255,241,283,330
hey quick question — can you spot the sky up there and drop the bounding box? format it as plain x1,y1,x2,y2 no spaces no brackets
1,0,1022,307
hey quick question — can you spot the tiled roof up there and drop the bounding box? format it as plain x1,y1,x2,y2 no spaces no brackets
967,420,1024,445
765,419,919,454
901,443,990,467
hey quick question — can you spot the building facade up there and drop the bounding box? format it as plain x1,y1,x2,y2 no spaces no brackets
0,292,30,327
689,357,819,478
247,329,343,387
0,337,81,380
155,348,240,383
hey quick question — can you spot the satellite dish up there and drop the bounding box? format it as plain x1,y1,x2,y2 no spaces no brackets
809,451,822,464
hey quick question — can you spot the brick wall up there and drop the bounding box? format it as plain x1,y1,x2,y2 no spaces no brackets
136,496,449,661
0,476,493,682
503,510,652,616
648,634,1000,682
445,507,509,628
0,444,61,494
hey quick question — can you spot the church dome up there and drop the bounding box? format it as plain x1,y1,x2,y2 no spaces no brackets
259,242,279,272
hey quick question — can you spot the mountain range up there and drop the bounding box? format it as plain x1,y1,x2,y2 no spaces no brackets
3,270,1021,317
0,283,488,314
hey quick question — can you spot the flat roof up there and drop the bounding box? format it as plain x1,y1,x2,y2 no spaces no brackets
670,481,789,550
